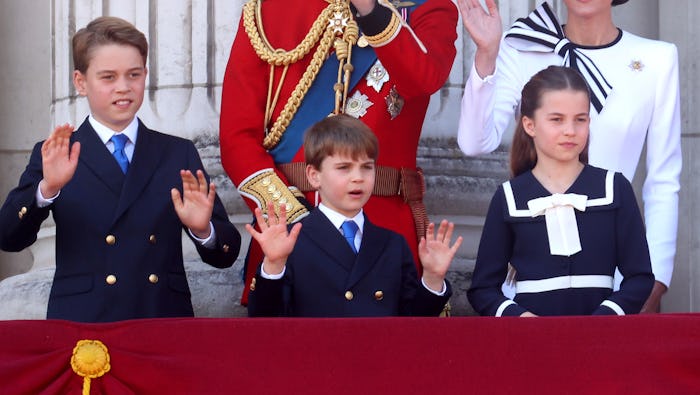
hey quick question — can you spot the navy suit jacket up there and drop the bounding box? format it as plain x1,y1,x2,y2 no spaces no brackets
247,209,451,317
0,118,241,322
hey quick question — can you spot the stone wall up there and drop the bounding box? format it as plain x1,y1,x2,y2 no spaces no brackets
2,0,698,319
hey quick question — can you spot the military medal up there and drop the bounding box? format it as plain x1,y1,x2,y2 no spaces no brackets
366,60,390,92
346,91,374,118
628,59,644,72
328,11,349,34
385,86,404,120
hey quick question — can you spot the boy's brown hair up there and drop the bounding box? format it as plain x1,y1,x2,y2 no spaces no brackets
72,16,148,73
304,114,379,169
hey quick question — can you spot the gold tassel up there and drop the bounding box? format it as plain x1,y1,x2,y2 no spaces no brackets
71,340,111,395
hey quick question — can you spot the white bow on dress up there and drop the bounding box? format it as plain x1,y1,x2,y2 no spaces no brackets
528,193,588,256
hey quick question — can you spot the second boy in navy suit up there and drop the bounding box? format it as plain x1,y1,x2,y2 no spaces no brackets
246,114,461,317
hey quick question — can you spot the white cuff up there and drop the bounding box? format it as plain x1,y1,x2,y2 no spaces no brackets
470,62,496,86
188,222,216,248
260,263,286,280
36,183,59,208
421,277,446,296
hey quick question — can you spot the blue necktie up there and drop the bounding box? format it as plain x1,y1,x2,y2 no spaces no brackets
341,220,359,254
111,134,129,174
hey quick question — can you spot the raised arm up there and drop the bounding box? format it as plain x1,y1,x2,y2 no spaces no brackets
180,142,241,268
0,125,80,252
355,0,459,98
219,15,311,225
457,0,502,78
419,220,462,292
456,0,524,156
245,202,302,276
40,124,81,198
171,169,216,239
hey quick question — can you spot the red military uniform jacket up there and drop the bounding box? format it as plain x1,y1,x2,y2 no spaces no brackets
220,0,457,303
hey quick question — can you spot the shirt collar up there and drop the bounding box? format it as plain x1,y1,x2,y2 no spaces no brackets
318,203,365,234
88,115,139,145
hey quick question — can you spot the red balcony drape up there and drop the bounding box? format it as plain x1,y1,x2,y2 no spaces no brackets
1,314,699,394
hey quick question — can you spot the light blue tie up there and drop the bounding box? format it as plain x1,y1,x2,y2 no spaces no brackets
341,220,359,254
111,134,129,174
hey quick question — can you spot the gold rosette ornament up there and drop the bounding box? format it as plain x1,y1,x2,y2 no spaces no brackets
71,340,111,395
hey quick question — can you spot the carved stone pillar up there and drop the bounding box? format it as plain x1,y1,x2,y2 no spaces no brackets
660,0,700,312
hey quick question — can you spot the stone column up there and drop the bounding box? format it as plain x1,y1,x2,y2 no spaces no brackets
0,0,52,317
660,0,699,312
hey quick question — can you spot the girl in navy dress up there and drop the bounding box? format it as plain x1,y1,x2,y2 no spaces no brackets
468,66,654,317
458,0,680,313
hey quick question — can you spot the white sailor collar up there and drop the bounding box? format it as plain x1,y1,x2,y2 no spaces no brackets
502,165,618,220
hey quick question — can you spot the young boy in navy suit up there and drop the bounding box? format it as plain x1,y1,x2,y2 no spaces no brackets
246,114,462,317
0,16,241,322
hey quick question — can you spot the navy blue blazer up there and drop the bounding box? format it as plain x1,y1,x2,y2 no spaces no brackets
0,118,241,322
247,209,451,317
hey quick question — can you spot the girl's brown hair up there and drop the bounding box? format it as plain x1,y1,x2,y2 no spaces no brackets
510,66,591,177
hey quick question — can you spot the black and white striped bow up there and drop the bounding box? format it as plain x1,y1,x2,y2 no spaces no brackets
505,2,612,113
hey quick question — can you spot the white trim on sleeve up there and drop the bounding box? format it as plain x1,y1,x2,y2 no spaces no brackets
600,300,625,316
495,300,516,317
